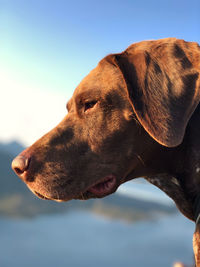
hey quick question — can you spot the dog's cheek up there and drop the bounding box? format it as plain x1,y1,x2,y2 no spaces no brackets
82,114,106,152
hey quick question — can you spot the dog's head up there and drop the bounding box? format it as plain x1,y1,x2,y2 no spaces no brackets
12,38,200,219
12,59,148,201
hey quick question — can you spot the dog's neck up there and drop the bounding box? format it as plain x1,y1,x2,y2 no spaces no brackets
194,193,200,224
123,130,195,219
193,194,200,266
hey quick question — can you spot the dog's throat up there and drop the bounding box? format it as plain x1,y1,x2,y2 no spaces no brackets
146,174,194,221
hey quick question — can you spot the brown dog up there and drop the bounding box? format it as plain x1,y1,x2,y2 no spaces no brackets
12,38,200,265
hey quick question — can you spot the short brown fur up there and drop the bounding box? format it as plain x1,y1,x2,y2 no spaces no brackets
12,38,200,266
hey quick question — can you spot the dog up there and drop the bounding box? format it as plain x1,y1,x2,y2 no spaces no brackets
12,38,200,265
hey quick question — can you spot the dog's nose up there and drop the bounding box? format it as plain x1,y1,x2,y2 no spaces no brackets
11,156,30,177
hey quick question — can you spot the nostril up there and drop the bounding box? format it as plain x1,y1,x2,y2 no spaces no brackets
14,167,25,175
11,156,30,176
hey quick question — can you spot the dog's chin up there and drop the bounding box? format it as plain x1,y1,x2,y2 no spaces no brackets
27,186,62,201
33,190,50,200
31,190,71,202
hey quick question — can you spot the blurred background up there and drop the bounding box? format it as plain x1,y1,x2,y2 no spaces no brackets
0,0,199,266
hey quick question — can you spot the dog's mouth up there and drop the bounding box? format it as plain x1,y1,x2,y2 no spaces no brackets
30,174,117,201
86,174,117,197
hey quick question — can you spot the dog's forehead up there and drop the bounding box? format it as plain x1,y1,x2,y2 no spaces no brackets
73,59,123,99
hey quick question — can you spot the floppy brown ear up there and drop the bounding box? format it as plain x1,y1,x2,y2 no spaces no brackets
112,38,200,147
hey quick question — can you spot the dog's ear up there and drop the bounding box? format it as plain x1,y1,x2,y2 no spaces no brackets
108,39,200,147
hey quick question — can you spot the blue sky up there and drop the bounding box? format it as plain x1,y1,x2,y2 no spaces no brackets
1,0,200,144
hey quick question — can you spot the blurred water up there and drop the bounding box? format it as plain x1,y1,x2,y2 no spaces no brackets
0,211,194,267
117,179,174,206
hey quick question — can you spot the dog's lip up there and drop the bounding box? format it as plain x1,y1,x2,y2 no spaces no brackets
33,190,50,200
86,174,117,197
33,190,69,202
28,175,117,201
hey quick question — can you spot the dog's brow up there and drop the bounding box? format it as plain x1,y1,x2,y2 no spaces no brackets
75,90,100,103
66,100,72,111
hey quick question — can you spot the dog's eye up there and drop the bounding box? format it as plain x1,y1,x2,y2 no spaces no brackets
84,101,97,112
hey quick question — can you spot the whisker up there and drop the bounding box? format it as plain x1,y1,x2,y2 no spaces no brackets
134,153,145,166
56,190,60,200
81,192,85,200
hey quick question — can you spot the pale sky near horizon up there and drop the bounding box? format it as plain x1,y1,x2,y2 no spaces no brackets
1,0,200,146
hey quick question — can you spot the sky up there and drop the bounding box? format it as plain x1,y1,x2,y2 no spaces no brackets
0,0,200,146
